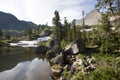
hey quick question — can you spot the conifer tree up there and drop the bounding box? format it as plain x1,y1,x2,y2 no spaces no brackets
0,27,3,39
63,17,69,40
52,10,63,40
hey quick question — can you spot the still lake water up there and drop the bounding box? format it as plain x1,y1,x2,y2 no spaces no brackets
0,46,52,80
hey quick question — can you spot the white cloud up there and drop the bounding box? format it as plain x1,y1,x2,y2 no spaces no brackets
0,0,97,25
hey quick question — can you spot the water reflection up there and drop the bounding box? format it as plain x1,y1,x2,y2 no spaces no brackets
0,47,46,72
0,58,52,80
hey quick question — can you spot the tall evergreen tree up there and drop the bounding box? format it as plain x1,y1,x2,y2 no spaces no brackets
115,0,120,12
24,27,32,36
0,27,3,39
52,10,63,40
63,17,68,39
0,28,3,36
99,15,112,53
81,10,85,41
100,15,112,33
71,19,77,41
82,10,85,26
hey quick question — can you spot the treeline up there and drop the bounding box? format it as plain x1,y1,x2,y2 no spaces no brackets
24,24,52,40
0,27,11,40
52,11,82,43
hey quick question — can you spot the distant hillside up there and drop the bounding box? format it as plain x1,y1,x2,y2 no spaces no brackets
75,10,102,26
0,11,37,30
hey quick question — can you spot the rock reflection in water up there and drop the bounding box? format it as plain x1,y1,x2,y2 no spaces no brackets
0,58,52,80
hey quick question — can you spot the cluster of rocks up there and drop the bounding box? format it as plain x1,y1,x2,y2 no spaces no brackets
60,56,96,80
34,38,96,80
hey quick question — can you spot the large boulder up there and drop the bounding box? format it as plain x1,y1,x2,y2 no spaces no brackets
64,38,85,55
34,45,48,54
51,53,64,66
47,39,62,58
74,38,85,52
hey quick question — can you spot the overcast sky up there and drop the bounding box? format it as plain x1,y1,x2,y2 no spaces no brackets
0,0,97,25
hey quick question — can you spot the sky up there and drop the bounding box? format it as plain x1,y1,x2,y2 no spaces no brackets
0,0,97,25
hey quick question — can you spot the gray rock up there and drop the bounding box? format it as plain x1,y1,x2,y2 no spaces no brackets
72,58,83,67
86,64,95,72
64,38,85,55
34,45,48,54
51,64,62,77
47,39,62,58
74,38,85,53
51,53,64,66
109,15,120,27
75,10,102,26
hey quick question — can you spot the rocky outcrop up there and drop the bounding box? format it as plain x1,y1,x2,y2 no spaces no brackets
40,38,97,79
64,38,85,55
75,10,102,26
51,53,64,66
109,15,120,27
51,64,62,77
34,45,48,54
47,39,62,58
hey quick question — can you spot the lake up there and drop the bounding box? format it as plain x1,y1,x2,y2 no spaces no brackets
0,46,52,80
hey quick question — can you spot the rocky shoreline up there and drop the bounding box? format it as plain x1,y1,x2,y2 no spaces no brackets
34,37,120,80
34,39,97,80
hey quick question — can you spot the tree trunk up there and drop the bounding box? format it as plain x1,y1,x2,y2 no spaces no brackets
108,0,114,14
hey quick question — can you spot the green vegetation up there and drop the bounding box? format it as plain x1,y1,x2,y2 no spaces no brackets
95,0,120,15
0,0,119,79
52,10,63,40
62,53,120,80
50,0,120,79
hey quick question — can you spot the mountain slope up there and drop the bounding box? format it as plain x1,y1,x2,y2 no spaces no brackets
0,11,37,30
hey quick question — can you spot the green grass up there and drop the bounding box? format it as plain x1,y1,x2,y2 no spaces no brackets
63,52,120,80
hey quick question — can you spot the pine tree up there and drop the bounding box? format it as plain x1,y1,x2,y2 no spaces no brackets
52,10,63,40
81,10,85,41
0,27,3,39
73,20,77,41
99,15,112,53
63,17,69,39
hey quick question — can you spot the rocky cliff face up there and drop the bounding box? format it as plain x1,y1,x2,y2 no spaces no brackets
109,15,120,27
0,11,37,30
75,10,102,26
